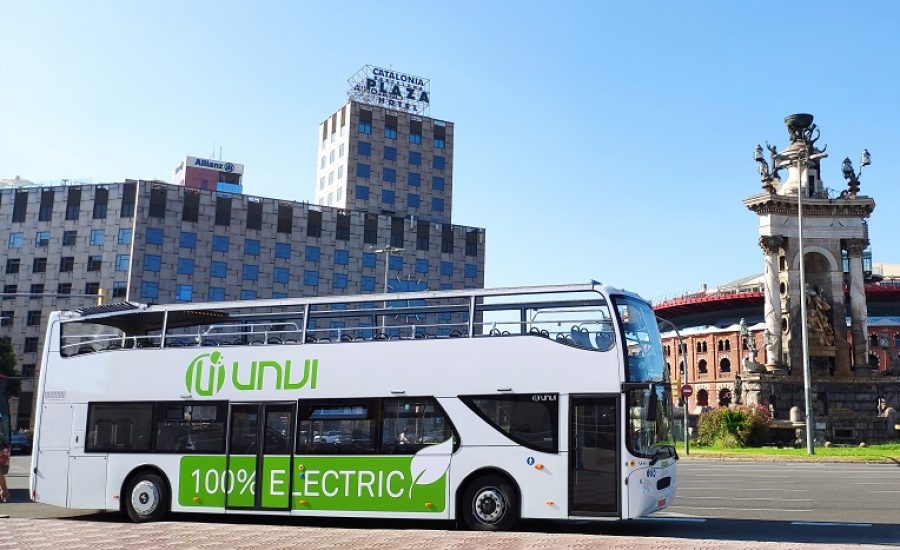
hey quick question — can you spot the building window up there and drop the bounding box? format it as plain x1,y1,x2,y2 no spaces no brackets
89,229,105,246
118,228,132,245
432,197,445,212
720,358,731,373
30,283,44,295
408,193,420,208
389,255,403,271
212,235,229,253
696,389,709,407
177,258,194,275
277,204,293,234
242,264,259,281
409,133,421,145
357,163,371,178
2,284,16,297
65,188,82,220
302,246,319,263
59,256,74,272
384,146,397,161
465,230,479,257
141,281,159,300
24,337,39,353
336,212,350,241
215,196,232,226
180,232,197,249
303,270,319,286
146,227,164,245
84,282,100,296
7,233,23,249
434,137,445,149
111,282,127,298
148,186,166,218
92,187,109,219
0,312,12,327
333,273,348,290
240,289,257,300
384,115,397,139
210,261,227,278
464,263,477,278
274,267,290,284
32,257,47,273
38,190,54,221
383,168,396,183
87,255,102,272
382,190,395,205
356,185,370,199
144,255,161,272
120,182,136,217
36,231,50,247
361,276,376,292
307,210,322,238
433,155,445,170
62,230,77,246
245,239,261,256
358,120,372,134
698,359,708,374
208,287,225,301
333,250,349,266
11,192,28,223
433,176,445,190
182,190,200,222
358,141,371,156
362,252,376,268
416,259,429,274
408,172,420,187
175,284,193,302
275,242,291,259
115,254,130,272
5,259,19,274
246,201,263,230
441,261,453,276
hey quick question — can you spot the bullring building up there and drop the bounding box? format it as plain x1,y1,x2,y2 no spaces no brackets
0,66,486,429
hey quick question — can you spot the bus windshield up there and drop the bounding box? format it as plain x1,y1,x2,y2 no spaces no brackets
613,296,675,459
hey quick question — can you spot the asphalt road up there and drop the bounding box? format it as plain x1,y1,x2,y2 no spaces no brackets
2,455,900,547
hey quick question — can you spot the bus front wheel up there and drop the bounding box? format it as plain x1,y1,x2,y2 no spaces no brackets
461,474,518,531
124,472,168,523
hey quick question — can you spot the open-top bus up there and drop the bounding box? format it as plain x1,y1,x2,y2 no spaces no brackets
30,282,676,529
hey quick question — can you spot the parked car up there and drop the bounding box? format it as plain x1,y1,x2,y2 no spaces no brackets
11,433,31,454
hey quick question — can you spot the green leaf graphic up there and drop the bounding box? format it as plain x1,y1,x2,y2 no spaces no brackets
408,438,453,498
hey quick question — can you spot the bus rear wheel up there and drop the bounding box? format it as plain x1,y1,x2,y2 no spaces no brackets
124,472,168,523
461,474,518,531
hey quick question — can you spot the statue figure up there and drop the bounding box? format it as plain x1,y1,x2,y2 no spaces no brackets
877,397,899,439
740,318,763,372
766,142,783,181
733,375,743,405
806,286,835,346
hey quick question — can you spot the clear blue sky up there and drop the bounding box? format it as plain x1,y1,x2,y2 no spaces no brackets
3,1,900,301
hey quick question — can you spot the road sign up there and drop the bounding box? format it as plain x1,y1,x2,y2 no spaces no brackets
681,384,693,398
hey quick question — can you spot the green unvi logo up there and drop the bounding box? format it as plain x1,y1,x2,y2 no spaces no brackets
185,351,318,396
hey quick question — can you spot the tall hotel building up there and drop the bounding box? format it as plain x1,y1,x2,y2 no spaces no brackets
0,66,486,429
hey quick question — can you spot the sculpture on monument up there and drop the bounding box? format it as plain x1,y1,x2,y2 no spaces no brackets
740,318,763,372
806,286,835,346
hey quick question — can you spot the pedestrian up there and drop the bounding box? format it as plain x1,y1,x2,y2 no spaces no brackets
0,442,9,502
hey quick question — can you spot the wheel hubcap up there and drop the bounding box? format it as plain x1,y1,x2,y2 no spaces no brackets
473,487,506,524
131,480,159,516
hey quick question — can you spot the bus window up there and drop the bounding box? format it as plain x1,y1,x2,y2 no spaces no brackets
381,397,454,455
298,400,376,455
154,402,226,453
461,394,559,453
86,403,153,452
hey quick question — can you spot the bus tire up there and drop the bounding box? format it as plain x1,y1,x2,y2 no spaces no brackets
461,474,518,531
124,472,168,523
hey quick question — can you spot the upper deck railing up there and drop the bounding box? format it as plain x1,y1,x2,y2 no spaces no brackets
58,283,627,358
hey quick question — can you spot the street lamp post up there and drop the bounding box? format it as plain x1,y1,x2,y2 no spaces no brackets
777,147,825,455
657,316,689,456
373,245,404,330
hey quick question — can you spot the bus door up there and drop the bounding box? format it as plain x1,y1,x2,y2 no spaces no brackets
569,395,619,516
226,402,295,511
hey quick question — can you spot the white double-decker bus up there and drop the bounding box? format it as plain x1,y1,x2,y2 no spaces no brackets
30,282,676,529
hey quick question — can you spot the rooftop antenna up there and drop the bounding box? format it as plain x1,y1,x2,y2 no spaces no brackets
219,146,222,161
212,141,216,159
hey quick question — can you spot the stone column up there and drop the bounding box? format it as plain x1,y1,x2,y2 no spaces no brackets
846,239,869,367
759,236,784,367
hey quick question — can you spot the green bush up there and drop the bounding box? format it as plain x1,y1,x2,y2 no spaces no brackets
696,404,772,447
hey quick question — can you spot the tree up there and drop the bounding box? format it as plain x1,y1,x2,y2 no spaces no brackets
0,337,20,398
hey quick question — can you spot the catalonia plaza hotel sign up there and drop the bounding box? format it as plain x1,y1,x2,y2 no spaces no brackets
348,65,431,115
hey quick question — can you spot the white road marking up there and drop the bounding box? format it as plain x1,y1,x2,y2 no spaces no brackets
791,521,872,527
643,516,707,523
671,505,813,512
870,490,900,493
678,487,807,493
679,496,812,502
